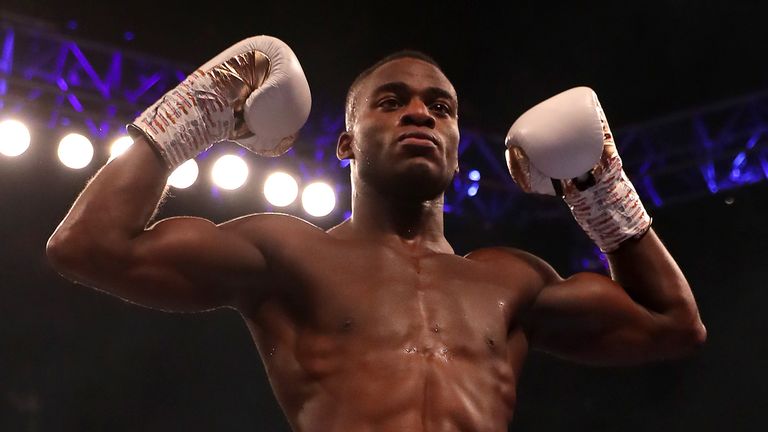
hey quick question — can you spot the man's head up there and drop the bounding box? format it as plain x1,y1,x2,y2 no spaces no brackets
337,51,460,202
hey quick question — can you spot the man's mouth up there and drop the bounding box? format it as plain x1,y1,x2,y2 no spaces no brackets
397,131,439,148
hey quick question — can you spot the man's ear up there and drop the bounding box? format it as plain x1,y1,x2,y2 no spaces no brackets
336,131,355,161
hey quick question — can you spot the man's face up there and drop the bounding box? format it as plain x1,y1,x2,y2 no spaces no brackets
338,58,460,200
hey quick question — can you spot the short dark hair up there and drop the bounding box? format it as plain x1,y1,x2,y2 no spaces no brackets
345,50,444,131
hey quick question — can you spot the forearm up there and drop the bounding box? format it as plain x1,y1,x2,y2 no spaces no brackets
48,136,169,255
607,228,702,324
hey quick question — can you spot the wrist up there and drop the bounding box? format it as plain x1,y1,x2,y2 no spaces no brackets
563,148,652,253
128,68,239,170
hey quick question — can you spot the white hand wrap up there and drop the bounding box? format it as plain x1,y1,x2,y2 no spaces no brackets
130,68,235,169
563,141,652,253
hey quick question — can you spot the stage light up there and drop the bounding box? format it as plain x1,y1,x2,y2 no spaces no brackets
302,182,336,217
109,136,134,161
211,155,248,190
167,159,199,189
468,169,481,181
467,183,479,197
0,119,31,157
58,133,93,169
702,162,718,193
264,172,298,207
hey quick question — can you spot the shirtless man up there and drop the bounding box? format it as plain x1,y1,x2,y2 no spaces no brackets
46,36,706,432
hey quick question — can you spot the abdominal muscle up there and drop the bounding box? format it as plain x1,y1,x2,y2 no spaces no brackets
262,328,521,432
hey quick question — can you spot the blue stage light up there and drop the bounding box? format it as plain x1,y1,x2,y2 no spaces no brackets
467,183,479,197
701,163,718,193
733,151,747,168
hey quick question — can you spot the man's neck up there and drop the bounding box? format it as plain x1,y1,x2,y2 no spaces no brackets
332,181,454,256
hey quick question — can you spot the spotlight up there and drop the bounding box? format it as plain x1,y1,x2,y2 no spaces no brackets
211,155,248,190
302,182,336,217
264,172,299,207
167,159,199,189
58,133,93,169
468,169,481,181
0,119,31,157
467,183,479,197
109,136,134,161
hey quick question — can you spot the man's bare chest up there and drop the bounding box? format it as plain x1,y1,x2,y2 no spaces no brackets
257,245,535,356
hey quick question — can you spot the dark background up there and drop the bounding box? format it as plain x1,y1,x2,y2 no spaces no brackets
1,1,767,431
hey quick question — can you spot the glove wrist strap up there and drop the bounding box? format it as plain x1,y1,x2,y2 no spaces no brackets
128,70,237,170
563,151,652,253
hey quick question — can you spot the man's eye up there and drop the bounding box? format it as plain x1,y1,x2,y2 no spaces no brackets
431,103,451,115
379,98,401,109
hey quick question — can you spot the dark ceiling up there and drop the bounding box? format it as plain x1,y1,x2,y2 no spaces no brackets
3,0,767,132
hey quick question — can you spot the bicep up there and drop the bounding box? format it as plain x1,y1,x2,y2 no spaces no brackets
523,272,677,366
89,216,269,312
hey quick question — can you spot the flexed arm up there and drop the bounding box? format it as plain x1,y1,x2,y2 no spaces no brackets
505,88,706,365
46,36,311,312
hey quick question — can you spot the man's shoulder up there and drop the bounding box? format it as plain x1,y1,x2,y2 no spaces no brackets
464,246,562,285
218,212,330,245
464,246,540,264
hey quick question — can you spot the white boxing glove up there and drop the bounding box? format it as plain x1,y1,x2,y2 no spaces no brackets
505,87,652,253
128,35,312,170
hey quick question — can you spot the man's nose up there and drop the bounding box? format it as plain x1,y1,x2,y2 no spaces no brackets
400,99,436,128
